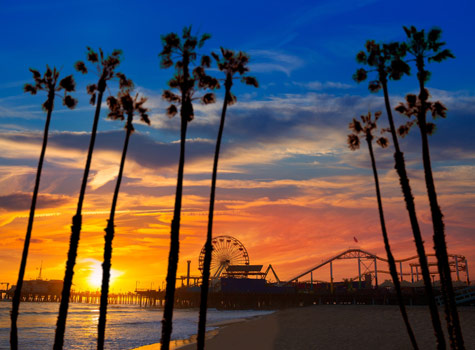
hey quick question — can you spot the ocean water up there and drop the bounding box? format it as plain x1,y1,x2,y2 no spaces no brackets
0,302,273,349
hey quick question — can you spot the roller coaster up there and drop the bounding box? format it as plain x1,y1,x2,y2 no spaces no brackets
286,248,470,288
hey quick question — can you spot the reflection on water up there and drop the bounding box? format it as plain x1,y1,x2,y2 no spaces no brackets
0,302,273,349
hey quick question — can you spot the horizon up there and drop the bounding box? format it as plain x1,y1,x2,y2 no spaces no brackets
1,0,474,292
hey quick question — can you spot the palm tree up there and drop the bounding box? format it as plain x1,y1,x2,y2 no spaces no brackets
54,48,132,350
10,67,77,350
400,26,463,349
97,90,150,350
196,48,258,350
158,26,219,350
348,111,418,350
354,41,446,348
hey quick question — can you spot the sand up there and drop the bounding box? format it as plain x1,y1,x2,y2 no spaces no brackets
175,305,475,350
133,305,475,349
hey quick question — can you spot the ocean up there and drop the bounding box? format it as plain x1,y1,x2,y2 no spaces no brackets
0,302,273,349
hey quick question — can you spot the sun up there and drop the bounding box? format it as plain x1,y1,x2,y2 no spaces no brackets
86,260,124,290
88,268,104,290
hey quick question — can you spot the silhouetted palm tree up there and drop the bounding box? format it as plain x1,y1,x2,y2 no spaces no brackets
348,111,418,350
196,48,258,350
97,90,150,350
54,48,132,350
10,67,77,350
158,26,218,350
354,41,446,348
399,26,463,349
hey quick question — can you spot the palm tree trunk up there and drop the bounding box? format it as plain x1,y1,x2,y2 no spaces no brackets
97,121,132,350
161,53,190,348
161,115,187,350
381,79,446,349
10,93,54,350
416,62,464,349
197,80,231,350
366,134,419,349
54,82,105,350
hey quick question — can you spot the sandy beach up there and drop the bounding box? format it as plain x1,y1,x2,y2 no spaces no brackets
173,305,475,350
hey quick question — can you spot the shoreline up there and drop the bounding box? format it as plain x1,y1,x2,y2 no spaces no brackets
135,304,475,350
131,315,262,350
132,315,268,350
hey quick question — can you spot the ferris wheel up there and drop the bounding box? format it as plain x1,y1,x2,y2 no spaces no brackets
198,235,250,278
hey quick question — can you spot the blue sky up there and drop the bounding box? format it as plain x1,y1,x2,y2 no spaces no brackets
1,0,474,288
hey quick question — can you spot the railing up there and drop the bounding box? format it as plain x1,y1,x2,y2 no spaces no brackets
436,286,475,305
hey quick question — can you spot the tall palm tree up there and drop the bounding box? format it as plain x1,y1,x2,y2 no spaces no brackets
400,26,463,349
354,41,446,348
97,90,150,350
158,26,219,350
348,111,418,350
54,48,132,350
10,67,77,350
196,48,258,350
396,93,463,348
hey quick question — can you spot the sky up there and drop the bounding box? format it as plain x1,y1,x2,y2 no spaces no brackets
0,0,474,292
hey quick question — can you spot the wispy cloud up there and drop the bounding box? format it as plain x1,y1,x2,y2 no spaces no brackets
248,50,304,76
0,105,41,119
292,81,353,90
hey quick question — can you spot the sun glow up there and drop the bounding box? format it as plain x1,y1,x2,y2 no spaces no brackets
86,260,124,290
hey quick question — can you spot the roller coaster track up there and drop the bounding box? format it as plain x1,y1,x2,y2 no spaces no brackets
286,248,468,284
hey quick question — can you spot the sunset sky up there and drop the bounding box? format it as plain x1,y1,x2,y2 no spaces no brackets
1,0,474,292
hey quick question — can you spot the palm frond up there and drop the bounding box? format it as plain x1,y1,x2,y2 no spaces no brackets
427,28,442,44
201,55,211,68
395,103,408,115
111,49,122,58
397,121,414,137
59,75,76,92
160,57,173,68
107,96,120,112
211,52,220,62
23,83,37,95
376,137,389,148
226,92,237,106
116,73,134,90
198,33,211,48
161,33,180,49
417,70,431,83
140,113,151,125
349,118,363,133
201,93,215,104
429,49,455,63
87,48,99,63
242,76,258,87
29,68,42,81
74,61,88,74
347,134,360,150
426,122,437,135
431,101,447,118
406,94,417,107
163,90,181,103
45,66,53,79
389,59,410,80
42,99,52,112
166,104,178,118
63,95,78,109
356,51,367,64
87,84,97,95
368,80,382,92
353,68,367,83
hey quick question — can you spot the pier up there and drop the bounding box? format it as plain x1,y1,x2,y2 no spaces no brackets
1,249,471,309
